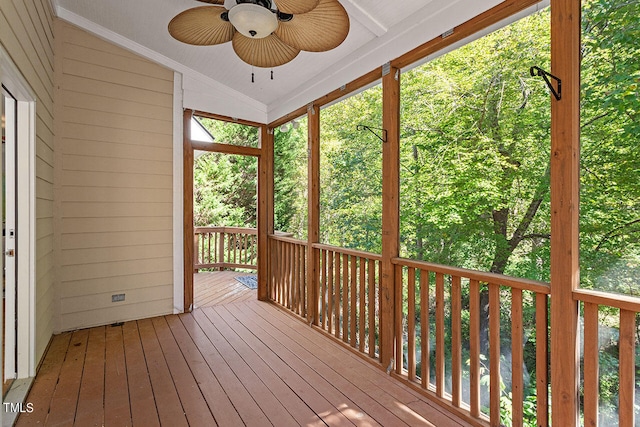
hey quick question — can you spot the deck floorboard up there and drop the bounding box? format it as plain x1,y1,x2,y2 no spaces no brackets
18,276,473,427
194,271,256,307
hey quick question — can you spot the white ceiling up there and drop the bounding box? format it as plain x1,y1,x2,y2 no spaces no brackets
52,0,503,123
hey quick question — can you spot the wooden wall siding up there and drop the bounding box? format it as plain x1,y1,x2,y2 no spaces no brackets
54,21,175,332
0,0,56,363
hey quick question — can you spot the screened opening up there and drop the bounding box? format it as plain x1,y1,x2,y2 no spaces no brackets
274,116,308,240
320,82,383,254
398,8,551,425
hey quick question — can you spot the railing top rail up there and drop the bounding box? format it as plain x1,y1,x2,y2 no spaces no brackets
268,234,307,245
574,288,640,313
195,226,258,235
312,243,382,261
392,257,550,294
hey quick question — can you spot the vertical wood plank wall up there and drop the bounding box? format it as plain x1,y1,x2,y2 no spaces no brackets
0,0,56,363
54,22,175,331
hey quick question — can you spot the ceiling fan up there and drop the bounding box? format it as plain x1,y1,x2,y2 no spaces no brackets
168,0,350,68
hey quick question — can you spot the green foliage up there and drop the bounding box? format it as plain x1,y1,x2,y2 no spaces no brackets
193,119,259,227
400,10,551,279
194,151,257,227
579,0,640,293
274,121,308,237
320,84,384,252
193,117,310,235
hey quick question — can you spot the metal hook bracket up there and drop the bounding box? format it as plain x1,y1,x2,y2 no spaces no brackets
530,66,561,101
356,124,387,142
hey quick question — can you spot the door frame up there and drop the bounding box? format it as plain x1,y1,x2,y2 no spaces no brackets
0,45,37,379
181,109,266,312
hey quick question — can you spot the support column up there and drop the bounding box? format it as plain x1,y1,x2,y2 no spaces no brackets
550,0,581,425
380,64,401,368
258,125,274,301
307,104,321,325
183,109,194,312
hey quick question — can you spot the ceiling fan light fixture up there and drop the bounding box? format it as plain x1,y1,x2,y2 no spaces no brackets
228,3,278,38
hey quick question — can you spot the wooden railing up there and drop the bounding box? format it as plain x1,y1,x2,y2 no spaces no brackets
313,243,382,359
266,236,640,426
574,289,640,427
194,226,257,271
267,237,551,425
269,235,308,318
392,258,550,427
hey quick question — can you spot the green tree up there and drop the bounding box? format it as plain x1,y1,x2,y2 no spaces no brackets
320,84,383,253
274,121,308,237
400,10,552,280
579,0,640,294
193,118,258,227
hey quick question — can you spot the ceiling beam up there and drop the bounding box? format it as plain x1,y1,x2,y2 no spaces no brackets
340,0,387,37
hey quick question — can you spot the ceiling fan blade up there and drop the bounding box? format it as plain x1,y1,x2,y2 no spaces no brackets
168,6,234,46
232,33,300,68
275,0,349,52
274,0,319,15
196,0,224,4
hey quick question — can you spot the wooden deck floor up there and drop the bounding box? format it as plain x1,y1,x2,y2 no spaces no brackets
194,270,256,307
16,299,472,426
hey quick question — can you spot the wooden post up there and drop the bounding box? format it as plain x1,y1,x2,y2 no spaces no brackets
380,64,401,369
307,104,321,325
550,0,581,425
258,125,274,301
183,109,194,312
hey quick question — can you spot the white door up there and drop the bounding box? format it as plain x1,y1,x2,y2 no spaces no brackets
2,86,17,382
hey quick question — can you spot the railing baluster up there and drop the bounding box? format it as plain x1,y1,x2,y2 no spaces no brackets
321,250,327,329
535,293,549,427
301,244,307,317
299,244,305,316
294,242,297,313
435,272,445,397
328,250,334,334
350,256,357,347
420,269,430,389
279,240,285,305
334,252,341,339
342,253,349,343
451,275,461,407
395,265,404,375
194,233,200,272
206,232,209,265
511,288,523,427
489,282,501,427
286,240,292,309
359,256,366,353
583,301,599,427
219,231,225,267
368,258,375,358
469,279,480,418
407,267,416,381
619,309,636,427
